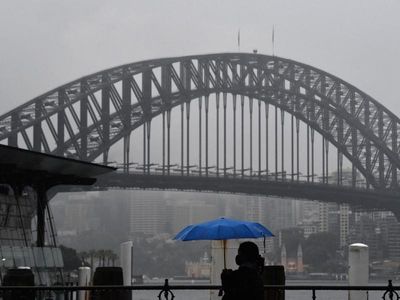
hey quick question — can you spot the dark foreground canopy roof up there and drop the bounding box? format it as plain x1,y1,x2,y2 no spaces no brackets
0,144,115,188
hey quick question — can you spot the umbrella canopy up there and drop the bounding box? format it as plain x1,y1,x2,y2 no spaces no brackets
174,217,274,241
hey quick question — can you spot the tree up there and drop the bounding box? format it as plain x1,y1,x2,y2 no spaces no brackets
96,250,106,267
132,237,209,277
303,232,341,272
88,249,96,268
103,250,116,266
109,252,118,266
79,251,89,266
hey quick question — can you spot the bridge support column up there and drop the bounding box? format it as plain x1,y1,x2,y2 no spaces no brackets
265,104,269,180
205,96,209,176
167,110,171,175
216,93,220,176
147,121,151,174
122,69,132,173
123,134,130,174
233,95,237,177
102,74,110,164
162,112,166,175
199,97,202,176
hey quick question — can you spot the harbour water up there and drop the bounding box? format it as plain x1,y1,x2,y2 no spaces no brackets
130,290,385,300
129,280,391,300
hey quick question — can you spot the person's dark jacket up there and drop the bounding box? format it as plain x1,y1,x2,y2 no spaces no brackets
221,263,264,300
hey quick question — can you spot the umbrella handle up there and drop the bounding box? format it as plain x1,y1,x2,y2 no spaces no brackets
223,240,226,269
263,236,266,258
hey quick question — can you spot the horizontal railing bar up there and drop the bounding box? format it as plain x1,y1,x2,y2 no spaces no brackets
0,285,394,291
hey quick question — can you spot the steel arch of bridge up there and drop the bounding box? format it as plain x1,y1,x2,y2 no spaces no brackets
1,53,400,190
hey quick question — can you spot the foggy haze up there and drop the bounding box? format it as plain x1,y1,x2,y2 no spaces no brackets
1,0,400,117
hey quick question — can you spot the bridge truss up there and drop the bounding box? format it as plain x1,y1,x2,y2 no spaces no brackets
1,53,400,193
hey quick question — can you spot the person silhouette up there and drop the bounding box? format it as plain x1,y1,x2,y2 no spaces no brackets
220,241,264,300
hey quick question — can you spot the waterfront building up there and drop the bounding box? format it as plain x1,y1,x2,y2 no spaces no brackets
339,204,350,248
318,202,329,232
185,252,211,278
386,216,400,260
296,200,320,238
53,190,130,250
245,197,264,223
297,222,318,239
263,198,296,232
129,191,167,236
55,192,101,233
167,198,219,234
295,201,320,225
348,212,399,261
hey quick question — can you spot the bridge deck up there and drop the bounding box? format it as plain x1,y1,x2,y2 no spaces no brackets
94,172,400,213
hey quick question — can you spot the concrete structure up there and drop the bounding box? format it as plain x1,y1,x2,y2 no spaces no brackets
120,241,133,285
349,243,369,300
78,267,91,300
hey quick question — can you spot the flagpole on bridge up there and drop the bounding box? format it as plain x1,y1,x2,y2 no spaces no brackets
272,25,275,56
238,29,240,52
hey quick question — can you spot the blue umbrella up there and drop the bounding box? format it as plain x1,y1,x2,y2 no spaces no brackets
174,217,274,267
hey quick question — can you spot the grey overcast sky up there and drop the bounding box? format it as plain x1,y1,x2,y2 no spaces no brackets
1,0,399,115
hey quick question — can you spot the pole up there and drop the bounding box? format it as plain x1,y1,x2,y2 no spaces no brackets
199,97,202,176
223,93,227,176
186,102,190,175
205,96,209,176
167,110,171,175
241,96,245,177
181,103,184,175
233,95,237,176
275,106,278,181
216,93,220,176
265,103,269,180
223,240,227,269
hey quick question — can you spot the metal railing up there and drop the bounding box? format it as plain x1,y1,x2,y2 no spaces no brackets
0,279,399,300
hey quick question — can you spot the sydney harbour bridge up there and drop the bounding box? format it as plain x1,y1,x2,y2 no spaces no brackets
1,53,400,215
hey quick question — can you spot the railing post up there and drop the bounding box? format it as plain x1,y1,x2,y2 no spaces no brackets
263,265,285,300
312,289,316,300
382,280,399,300
158,279,175,300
